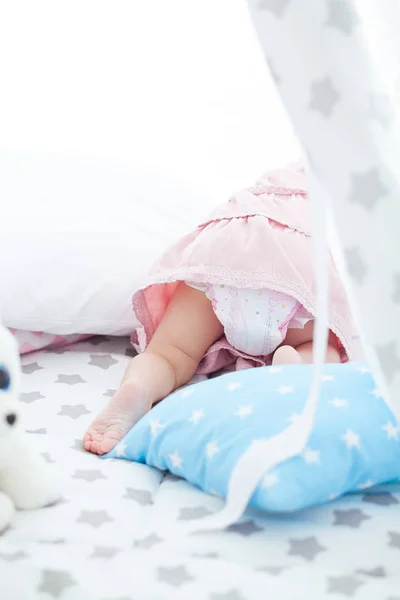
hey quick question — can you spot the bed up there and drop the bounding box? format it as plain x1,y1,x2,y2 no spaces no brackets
1,2,400,598
0,336,398,600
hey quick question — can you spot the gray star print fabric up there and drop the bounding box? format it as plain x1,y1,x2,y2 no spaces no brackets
1,337,400,599
244,0,400,414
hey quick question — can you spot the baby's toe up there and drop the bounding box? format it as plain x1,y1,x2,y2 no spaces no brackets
83,431,103,454
98,437,118,455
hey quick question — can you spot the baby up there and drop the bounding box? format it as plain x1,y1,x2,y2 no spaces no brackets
84,164,354,455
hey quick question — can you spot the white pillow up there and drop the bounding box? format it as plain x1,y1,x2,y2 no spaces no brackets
0,153,212,336
0,0,301,337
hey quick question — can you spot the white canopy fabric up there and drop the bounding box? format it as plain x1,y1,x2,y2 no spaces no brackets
243,0,400,413
180,0,400,536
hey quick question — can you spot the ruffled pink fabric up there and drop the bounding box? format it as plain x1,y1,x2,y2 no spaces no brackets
132,164,355,373
10,329,88,355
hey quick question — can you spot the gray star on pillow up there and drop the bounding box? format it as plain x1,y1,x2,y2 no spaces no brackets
91,546,121,559
134,533,163,550
179,506,213,521
41,452,55,464
376,342,400,383
20,391,46,403
344,247,367,285
77,510,113,528
327,575,363,597
191,551,219,560
57,404,91,419
333,509,370,528
210,591,246,600
227,520,262,537
55,374,86,385
103,389,117,398
348,168,388,210
27,428,47,434
157,565,194,587
363,493,399,507
0,550,28,562
325,0,359,35
288,537,326,561
357,566,386,578
368,93,394,128
309,76,340,118
88,354,118,370
22,362,44,375
257,0,291,17
256,566,285,576
124,488,153,505
388,531,400,549
72,469,107,482
71,438,85,452
37,569,76,598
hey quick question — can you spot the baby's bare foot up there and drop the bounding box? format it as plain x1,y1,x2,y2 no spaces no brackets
83,380,150,455
272,345,304,366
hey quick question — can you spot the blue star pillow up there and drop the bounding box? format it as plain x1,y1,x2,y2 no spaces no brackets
105,362,400,513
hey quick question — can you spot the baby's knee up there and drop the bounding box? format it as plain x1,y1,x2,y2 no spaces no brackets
148,343,199,389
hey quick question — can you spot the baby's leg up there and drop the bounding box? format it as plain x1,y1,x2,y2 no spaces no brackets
84,283,223,454
272,341,341,365
292,340,340,364
272,324,341,365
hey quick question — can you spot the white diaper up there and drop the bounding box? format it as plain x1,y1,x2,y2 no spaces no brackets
187,283,312,357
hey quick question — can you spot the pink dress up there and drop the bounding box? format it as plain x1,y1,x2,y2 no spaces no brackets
132,164,355,373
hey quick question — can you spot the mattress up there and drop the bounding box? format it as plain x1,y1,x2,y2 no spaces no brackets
1,336,399,599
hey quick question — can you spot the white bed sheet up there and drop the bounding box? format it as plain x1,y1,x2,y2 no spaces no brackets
1,337,399,599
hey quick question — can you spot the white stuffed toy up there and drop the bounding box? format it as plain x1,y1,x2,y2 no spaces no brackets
0,324,60,531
